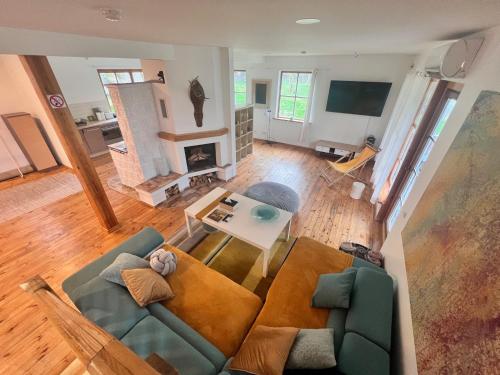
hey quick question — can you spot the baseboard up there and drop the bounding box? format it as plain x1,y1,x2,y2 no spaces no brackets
0,165,34,181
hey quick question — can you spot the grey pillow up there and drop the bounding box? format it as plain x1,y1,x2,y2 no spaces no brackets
312,268,357,309
286,328,336,369
99,253,149,286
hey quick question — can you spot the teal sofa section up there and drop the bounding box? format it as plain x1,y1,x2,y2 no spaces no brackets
324,262,394,375
62,227,227,375
121,315,217,375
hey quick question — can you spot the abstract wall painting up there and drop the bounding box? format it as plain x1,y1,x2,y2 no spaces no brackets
402,90,500,374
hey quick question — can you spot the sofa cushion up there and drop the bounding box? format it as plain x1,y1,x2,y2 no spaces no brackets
326,308,348,357
160,247,263,357
352,257,386,272
337,332,390,375
99,253,149,286
286,328,336,369
253,237,354,330
344,267,393,352
121,316,217,375
312,269,357,309
122,268,174,307
63,227,164,295
229,325,299,375
148,303,227,371
70,276,149,339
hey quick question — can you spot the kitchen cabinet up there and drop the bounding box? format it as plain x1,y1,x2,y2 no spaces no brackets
81,127,108,156
77,119,122,157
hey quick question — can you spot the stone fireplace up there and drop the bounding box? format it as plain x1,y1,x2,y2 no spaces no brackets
105,54,236,208
184,143,216,173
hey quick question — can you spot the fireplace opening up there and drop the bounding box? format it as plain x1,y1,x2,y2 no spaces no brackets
184,143,216,172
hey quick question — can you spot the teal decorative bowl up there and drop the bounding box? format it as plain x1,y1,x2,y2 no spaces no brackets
251,204,280,222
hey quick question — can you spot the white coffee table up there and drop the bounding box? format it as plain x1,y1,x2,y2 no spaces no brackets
184,187,293,277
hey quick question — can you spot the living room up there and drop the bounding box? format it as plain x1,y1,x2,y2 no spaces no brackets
0,1,498,375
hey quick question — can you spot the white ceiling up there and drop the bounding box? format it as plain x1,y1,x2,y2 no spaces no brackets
0,0,499,55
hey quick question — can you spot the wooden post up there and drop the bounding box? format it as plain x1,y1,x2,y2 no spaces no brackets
20,56,119,231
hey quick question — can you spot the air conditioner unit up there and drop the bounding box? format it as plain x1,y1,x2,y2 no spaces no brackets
424,37,484,79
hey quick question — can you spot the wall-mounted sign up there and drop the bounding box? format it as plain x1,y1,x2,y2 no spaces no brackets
47,94,66,109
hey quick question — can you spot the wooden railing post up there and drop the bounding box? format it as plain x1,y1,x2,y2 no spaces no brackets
20,276,159,375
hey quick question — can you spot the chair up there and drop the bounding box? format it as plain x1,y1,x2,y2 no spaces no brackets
320,144,379,187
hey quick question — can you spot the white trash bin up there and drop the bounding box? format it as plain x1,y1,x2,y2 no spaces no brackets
350,182,366,199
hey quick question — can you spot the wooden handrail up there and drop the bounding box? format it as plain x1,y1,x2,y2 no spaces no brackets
20,276,160,375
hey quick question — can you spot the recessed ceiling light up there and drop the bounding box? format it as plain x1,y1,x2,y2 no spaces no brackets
296,18,320,25
101,8,122,22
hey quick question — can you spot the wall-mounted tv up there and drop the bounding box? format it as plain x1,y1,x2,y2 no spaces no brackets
325,80,392,117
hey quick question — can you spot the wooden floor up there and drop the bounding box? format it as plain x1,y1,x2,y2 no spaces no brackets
0,141,378,374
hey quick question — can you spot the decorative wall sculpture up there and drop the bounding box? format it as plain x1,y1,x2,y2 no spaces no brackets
402,90,500,374
189,77,207,127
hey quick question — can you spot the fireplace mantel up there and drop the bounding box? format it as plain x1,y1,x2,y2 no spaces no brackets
158,128,228,142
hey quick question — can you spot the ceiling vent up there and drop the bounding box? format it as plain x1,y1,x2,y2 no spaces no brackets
425,37,484,79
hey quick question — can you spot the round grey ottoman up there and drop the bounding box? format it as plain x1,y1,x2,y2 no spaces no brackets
244,182,300,213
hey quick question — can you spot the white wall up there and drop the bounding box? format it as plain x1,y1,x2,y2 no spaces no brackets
236,53,414,148
152,46,235,177
48,56,141,118
380,25,500,374
164,46,228,133
0,55,70,167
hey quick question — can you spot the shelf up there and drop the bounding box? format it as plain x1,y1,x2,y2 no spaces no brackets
235,105,254,163
237,131,252,139
186,167,219,178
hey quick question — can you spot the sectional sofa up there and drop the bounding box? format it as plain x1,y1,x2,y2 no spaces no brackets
62,227,394,374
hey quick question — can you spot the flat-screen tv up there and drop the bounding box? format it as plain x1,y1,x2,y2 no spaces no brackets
326,80,392,117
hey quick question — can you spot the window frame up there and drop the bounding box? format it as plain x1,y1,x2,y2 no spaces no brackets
276,70,312,123
383,83,460,231
386,79,440,190
233,70,247,109
97,69,144,112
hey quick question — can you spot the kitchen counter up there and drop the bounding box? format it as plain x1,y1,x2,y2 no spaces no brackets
108,140,128,154
76,118,118,130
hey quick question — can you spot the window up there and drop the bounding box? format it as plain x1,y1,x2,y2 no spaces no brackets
234,70,247,108
277,71,312,122
385,91,458,231
381,79,439,198
98,69,144,112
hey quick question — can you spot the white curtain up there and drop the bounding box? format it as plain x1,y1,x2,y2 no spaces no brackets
299,69,319,144
370,70,430,204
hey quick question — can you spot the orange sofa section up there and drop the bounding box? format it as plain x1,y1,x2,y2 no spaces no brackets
162,246,263,357
253,236,354,330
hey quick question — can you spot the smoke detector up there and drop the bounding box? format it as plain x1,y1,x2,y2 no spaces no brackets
101,8,122,22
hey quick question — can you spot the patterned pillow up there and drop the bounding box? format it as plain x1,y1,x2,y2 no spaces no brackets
121,268,175,307
286,328,336,369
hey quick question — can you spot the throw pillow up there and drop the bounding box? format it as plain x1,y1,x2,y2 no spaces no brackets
99,253,149,286
286,328,336,369
312,268,357,309
149,248,177,276
121,268,175,307
229,325,299,375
